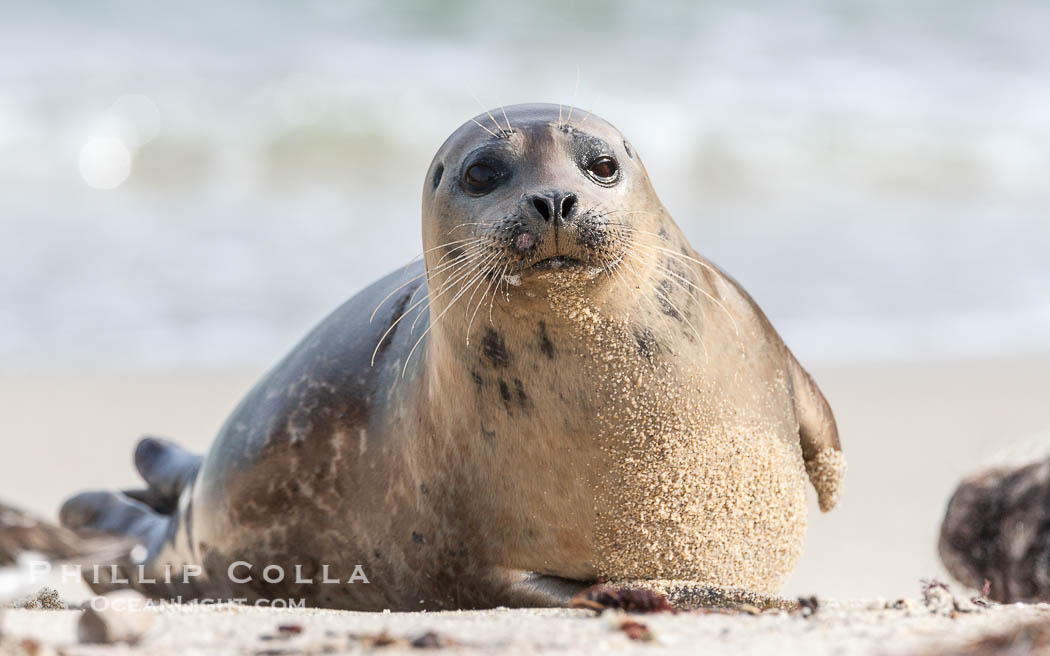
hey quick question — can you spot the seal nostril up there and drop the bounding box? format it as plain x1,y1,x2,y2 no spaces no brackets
533,197,551,222
560,194,577,220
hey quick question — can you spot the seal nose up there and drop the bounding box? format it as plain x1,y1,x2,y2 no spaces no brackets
527,191,577,224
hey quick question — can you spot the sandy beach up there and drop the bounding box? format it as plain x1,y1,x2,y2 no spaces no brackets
5,351,1050,604
4,2,1050,653
4,592,1050,655
5,352,1050,654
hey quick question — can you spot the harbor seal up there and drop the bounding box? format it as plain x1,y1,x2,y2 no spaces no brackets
940,453,1050,602
60,103,845,610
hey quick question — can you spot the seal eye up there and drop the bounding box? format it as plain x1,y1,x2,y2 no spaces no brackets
464,163,500,193
586,156,619,183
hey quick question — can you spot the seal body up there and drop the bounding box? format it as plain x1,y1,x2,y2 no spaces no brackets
60,104,844,610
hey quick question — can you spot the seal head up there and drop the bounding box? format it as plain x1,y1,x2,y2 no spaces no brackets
422,104,662,309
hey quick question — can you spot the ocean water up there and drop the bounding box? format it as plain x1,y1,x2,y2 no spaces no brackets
2,0,1049,369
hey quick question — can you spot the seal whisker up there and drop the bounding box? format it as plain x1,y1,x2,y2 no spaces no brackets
470,117,500,139
370,242,488,322
487,262,509,324
410,251,501,334
371,250,496,364
431,248,500,303
371,289,433,366
600,240,647,310
436,242,489,266
461,252,504,328
408,237,487,263
652,261,711,326
566,66,580,125
372,262,479,366
616,244,709,359
466,256,506,343
431,248,499,301
370,271,429,323
607,252,648,326
468,89,509,137
499,105,512,134
620,248,708,359
632,241,740,335
403,252,502,376
371,244,487,323
654,260,738,332
648,275,710,361
421,236,486,257
448,222,495,234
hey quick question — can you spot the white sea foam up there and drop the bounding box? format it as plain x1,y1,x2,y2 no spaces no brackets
1,0,1048,368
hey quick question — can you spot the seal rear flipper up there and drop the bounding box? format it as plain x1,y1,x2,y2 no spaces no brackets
59,490,172,595
787,354,846,512
133,436,202,510
122,487,176,515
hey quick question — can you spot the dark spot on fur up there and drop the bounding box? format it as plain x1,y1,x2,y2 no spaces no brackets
412,532,425,544
664,256,690,281
499,379,511,403
481,424,496,441
633,327,660,361
482,328,510,367
514,378,528,404
419,483,429,495
623,140,634,159
471,370,483,387
373,549,382,559
655,280,681,320
658,227,668,240
432,162,444,188
375,292,413,358
537,321,555,359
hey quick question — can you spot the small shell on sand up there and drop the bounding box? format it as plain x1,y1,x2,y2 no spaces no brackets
9,587,63,610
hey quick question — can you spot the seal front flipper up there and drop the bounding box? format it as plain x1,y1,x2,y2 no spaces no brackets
787,354,846,512
493,570,590,608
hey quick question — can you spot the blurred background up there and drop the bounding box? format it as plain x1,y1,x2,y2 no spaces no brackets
2,1,1049,600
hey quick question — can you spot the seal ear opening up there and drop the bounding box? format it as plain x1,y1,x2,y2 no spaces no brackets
432,162,444,189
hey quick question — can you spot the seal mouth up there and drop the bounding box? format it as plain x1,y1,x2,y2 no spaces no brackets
531,255,584,271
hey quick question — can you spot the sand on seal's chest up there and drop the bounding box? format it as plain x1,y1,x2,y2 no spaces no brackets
544,271,808,594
